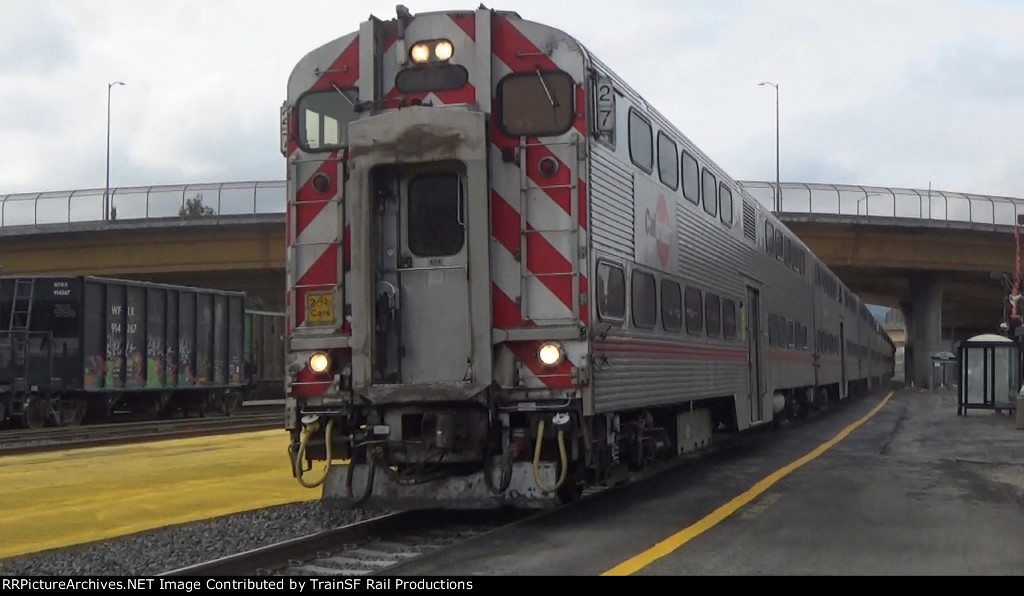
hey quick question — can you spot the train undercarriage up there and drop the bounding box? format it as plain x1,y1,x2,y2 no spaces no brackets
0,387,248,429
294,391,735,510
291,376,889,510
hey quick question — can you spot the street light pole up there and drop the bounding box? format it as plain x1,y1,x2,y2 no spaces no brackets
105,81,125,222
759,81,780,211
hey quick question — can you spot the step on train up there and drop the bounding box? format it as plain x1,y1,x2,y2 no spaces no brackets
281,5,896,508
0,276,285,428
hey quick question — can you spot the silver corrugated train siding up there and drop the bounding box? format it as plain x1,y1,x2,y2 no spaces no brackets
590,148,635,259
582,60,885,418
588,141,750,414
591,339,747,412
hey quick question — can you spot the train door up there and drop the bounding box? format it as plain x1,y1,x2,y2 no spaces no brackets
839,321,847,399
746,286,764,423
396,171,471,384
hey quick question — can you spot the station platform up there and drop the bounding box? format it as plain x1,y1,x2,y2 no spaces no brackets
385,386,1024,576
0,429,316,560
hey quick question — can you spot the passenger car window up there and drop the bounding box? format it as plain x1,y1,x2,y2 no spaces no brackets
597,262,626,321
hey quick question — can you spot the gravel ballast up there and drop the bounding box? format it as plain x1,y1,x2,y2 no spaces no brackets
0,503,388,576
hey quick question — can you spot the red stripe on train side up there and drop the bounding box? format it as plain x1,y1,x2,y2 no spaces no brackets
490,189,519,255
450,12,476,41
525,221,574,311
594,338,748,362
310,38,360,92
519,139,572,216
294,155,338,238
765,349,816,363
493,283,525,329
490,189,575,314
490,14,559,74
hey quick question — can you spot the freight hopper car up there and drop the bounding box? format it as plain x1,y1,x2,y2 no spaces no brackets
0,276,282,428
246,309,287,401
281,6,896,510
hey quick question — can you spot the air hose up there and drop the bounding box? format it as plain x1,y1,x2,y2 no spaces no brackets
532,418,568,493
293,417,335,489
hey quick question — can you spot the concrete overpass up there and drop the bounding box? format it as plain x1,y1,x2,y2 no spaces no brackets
3,178,1024,387
0,182,286,308
739,180,1023,388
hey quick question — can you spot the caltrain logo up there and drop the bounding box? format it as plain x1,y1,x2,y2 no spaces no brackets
644,194,672,268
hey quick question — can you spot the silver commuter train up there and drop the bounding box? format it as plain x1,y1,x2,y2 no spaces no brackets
281,5,896,510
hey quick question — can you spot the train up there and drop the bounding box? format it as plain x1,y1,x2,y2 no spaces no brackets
281,6,896,509
0,275,285,428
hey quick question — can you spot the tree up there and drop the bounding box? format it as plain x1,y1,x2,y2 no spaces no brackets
179,193,216,219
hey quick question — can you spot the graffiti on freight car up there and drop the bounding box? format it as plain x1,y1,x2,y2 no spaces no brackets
146,336,165,388
85,354,107,389
166,343,178,384
127,353,145,387
106,305,125,388
178,337,195,384
125,341,140,386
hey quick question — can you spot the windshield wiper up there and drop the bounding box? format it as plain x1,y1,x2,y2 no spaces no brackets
332,83,356,107
536,69,557,108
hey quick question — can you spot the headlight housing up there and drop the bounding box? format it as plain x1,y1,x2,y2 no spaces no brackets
410,43,431,64
309,352,330,374
409,39,454,64
434,40,453,61
538,342,564,367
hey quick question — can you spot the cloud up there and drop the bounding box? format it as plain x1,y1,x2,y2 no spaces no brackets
0,2,77,76
3,0,1024,202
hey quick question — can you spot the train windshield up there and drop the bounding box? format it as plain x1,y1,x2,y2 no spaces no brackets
498,70,575,137
297,88,359,151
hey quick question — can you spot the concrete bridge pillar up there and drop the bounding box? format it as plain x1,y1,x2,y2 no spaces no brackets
905,274,944,388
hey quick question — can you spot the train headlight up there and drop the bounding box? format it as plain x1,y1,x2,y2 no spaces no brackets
410,43,431,64
434,40,453,61
538,342,564,367
309,352,330,374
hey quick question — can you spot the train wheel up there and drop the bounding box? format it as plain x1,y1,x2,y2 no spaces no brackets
21,395,48,429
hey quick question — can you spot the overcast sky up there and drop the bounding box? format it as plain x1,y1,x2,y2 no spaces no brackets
2,0,1023,201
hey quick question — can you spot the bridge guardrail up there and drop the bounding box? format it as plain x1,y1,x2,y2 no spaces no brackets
0,180,286,228
2,178,1023,231
737,181,1024,232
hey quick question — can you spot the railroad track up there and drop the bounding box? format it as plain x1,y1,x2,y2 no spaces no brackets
158,509,532,577
0,408,283,456
157,389,892,577
154,426,760,578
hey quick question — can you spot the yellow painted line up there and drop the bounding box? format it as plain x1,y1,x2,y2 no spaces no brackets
601,390,896,576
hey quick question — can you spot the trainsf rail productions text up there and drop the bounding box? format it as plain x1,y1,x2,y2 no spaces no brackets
2,578,475,592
